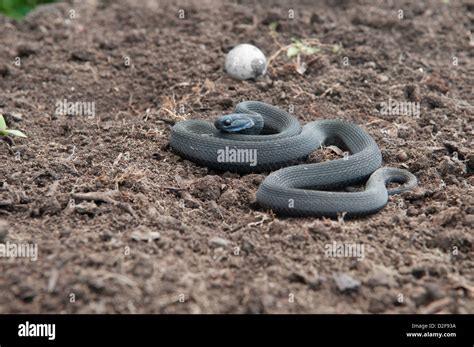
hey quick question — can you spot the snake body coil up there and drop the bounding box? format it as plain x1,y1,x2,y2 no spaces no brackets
170,101,417,217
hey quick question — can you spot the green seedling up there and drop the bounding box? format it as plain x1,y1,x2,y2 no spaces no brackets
267,34,340,75
0,0,56,19
287,39,320,58
284,39,320,75
0,114,27,138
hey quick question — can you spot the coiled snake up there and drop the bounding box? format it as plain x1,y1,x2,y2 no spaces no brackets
170,101,417,217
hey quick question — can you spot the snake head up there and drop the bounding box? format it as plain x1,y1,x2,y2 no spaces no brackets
214,114,255,133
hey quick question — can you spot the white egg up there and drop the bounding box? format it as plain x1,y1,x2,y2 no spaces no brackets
225,44,267,80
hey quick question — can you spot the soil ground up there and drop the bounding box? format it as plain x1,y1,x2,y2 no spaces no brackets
0,0,473,313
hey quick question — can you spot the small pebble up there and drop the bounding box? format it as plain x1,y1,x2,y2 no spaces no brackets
333,273,361,293
70,51,94,62
396,150,408,162
209,237,230,249
365,61,376,69
74,201,98,215
404,187,427,201
130,229,161,242
100,232,113,242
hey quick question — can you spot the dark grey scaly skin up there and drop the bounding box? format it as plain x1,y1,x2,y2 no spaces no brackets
170,101,417,217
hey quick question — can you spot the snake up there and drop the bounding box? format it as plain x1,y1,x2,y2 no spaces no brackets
170,101,417,217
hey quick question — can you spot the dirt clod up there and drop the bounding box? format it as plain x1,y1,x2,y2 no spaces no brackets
334,273,361,293
208,237,230,249
396,150,408,162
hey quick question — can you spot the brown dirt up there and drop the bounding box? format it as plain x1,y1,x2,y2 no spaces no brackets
0,0,473,314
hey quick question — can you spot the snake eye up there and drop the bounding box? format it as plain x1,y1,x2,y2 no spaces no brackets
224,119,231,126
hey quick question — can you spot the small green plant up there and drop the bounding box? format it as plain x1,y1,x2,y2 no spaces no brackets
0,114,27,138
284,39,320,75
286,38,320,58
267,28,343,75
0,0,56,19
